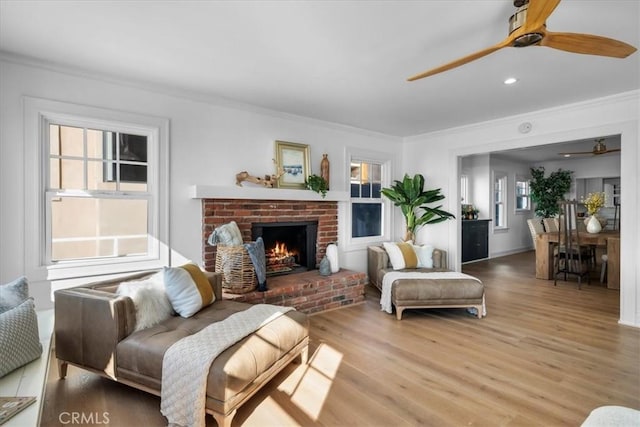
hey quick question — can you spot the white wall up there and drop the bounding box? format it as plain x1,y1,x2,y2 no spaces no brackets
0,57,401,308
403,91,639,327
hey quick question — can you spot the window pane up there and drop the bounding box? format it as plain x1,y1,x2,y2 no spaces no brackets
49,124,60,156
51,197,148,261
49,159,61,190
352,203,382,238
350,162,361,181
86,129,106,160
351,183,360,198
370,163,381,181
59,159,85,189
362,182,371,198
87,160,117,191
372,183,381,199
59,125,84,157
120,134,148,162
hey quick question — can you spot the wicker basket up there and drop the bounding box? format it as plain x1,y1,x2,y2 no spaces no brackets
214,245,257,294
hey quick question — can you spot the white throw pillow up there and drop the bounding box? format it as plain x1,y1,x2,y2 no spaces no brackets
164,263,215,318
412,244,435,268
383,241,418,270
117,274,174,332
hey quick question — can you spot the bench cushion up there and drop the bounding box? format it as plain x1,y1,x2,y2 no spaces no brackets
116,300,308,412
392,277,484,306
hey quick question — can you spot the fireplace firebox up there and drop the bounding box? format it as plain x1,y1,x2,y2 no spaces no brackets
251,221,318,276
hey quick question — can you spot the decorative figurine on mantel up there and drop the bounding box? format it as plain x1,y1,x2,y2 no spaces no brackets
320,154,330,190
235,163,285,188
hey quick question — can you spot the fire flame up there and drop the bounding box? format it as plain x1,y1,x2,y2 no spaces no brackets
269,241,295,257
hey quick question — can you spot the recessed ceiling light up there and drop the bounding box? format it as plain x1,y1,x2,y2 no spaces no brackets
564,154,571,158
504,77,518,85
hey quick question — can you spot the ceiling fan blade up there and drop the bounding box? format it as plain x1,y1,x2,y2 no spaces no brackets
598,148,621,154
558,151,596,155
407,39,511,81
523,0,561,31
541,31,637,58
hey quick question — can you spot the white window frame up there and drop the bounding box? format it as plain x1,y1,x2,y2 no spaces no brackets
24,97,170,281
493,171,508,230
342,148,392,250
515,175,531,213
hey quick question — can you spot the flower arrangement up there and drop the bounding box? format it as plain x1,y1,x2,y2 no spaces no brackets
582,192,605,216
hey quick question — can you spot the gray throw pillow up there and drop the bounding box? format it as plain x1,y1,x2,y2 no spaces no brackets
0,298,43,378
0,276,29,314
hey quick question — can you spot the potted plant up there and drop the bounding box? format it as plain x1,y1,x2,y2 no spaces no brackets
381,173,455,241
305,174,328,198
529,167,573,218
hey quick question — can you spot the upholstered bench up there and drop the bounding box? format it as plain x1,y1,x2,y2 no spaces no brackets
368,245,485,320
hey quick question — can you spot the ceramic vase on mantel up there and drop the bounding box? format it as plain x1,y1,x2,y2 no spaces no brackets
586,215,602,234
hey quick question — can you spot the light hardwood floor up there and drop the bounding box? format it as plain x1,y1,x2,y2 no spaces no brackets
41,251,639,426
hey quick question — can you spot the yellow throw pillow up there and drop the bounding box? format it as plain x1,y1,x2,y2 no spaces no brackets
164,263,215,317
382,242,418,270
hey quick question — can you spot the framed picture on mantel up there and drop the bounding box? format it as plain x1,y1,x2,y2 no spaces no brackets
275,141,309,189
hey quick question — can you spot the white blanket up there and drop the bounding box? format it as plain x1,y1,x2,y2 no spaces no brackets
381,271,484,314
160,304,293,427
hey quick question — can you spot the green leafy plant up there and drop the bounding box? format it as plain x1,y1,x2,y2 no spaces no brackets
529,167,573,218
305,174,328,198
381,173,455,241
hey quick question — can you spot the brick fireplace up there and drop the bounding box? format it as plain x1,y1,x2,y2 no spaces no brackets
202,199,338,272
200,198,366,314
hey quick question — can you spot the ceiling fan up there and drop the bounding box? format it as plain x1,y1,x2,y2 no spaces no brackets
558,139,621,157
408,0,637,81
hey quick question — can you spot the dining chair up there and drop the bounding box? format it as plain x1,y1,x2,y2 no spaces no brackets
542,217,558,233
527,218,545,250
554,200,591,289
601,203,620,282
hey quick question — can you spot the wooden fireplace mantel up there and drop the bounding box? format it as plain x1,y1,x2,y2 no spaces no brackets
190,185,349,201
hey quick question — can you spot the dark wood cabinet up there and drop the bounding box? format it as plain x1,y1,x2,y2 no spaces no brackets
462,219,490,263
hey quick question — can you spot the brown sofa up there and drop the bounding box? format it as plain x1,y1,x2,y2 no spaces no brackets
54,271,309,427
367,246,485,320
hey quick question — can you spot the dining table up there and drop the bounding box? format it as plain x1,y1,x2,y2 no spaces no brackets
535,230,620,289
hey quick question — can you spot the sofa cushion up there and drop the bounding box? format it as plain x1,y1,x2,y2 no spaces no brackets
115,300,309,409
383,242,418,270
0,298,43,377
117,274,174,332
412,244,434,268
0,276,29,314
164,264,215,317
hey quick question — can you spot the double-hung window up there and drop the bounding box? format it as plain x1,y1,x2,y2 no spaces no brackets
494,172,508,229
515,176,531,212
25,98,169,281
47,124,150,262
350,159,383,238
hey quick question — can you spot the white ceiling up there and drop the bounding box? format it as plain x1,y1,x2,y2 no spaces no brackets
0,0,638,138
